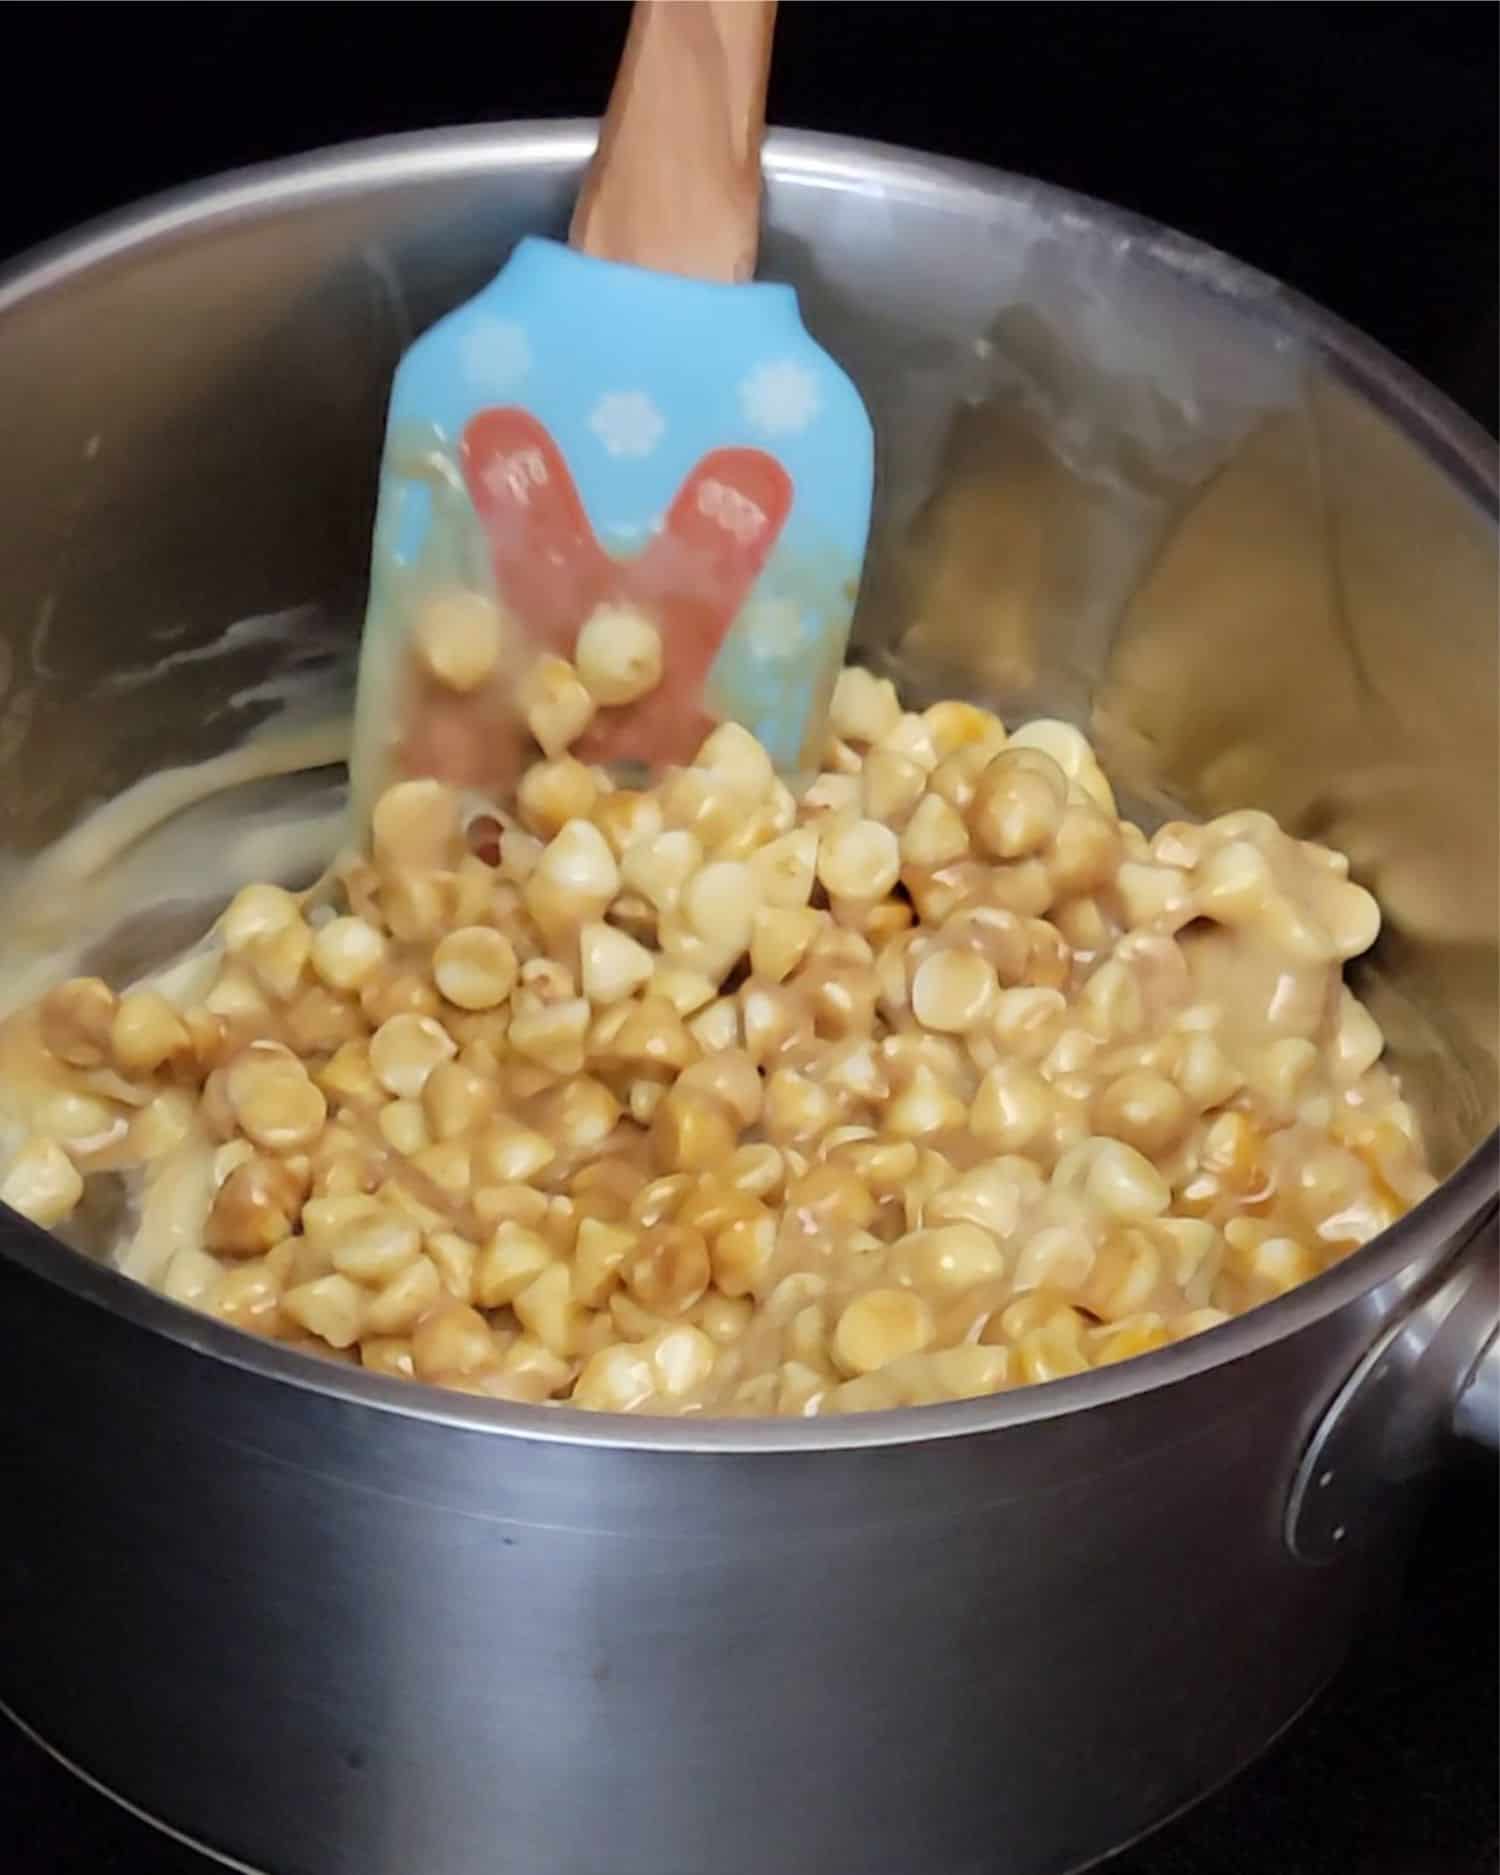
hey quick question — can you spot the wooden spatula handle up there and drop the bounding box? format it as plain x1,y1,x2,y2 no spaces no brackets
570,0,778,284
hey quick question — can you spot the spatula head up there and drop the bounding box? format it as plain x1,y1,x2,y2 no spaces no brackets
351,236,873,816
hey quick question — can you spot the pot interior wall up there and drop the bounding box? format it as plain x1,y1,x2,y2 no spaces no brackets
0,134,1494,1176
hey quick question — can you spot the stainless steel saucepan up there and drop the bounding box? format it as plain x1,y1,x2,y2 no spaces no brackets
0,126,1494,1875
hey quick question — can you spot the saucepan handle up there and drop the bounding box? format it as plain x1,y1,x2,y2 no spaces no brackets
1287,1206,1498,1563
1449,1234,1498,1450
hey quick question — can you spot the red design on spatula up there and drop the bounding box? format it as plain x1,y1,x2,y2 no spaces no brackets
581,445,793,765
460,409,617,655
395,412,793,790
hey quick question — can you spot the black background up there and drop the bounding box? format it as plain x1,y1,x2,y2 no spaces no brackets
1,6,1495,1873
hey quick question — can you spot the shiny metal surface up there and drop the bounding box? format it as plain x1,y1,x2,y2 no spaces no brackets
0,1231,1455,1875
0,125,1496,1875
1450,1239,1500,1449
1287,1210,1499,1562
1454,1334,1500,1447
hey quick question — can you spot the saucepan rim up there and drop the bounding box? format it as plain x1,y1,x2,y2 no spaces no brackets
0,121,1495,1455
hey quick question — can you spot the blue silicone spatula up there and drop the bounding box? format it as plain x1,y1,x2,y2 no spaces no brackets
349,0,874,820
